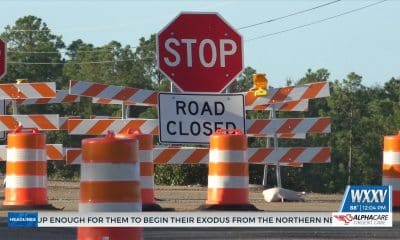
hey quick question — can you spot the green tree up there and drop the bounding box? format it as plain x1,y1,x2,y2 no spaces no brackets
134,34,167,90
229,66,256,92
0,15,65,85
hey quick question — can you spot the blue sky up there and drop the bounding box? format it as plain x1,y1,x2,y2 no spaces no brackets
1,0,399,87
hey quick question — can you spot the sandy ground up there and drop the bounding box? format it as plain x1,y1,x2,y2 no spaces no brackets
0,179,356,214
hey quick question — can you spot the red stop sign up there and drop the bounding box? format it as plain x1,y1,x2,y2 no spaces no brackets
0,39,6,79
157,13,243,93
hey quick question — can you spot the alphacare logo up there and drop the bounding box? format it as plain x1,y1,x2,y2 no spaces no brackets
333,214,353,225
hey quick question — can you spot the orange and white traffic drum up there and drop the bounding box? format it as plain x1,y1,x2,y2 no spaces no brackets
383,133,400,208
3,127,49,208
117,129,162,211
204,129,257,210
77,131,142,240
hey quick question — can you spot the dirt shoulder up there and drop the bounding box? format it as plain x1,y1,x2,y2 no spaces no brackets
1,180,343,213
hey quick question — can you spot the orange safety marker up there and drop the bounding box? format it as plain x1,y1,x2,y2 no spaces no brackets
244,81,329,108
201,129,257,210
116,129,165,211
1,127,55,210
77,131,142,240
383,133,400,209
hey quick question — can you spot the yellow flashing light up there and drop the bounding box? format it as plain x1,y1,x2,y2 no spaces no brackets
250,73,268,96
16,79,28,84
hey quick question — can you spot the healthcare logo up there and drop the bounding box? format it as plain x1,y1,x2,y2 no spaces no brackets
333,214,353,225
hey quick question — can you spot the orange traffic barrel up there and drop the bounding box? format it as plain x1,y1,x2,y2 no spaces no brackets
383,133,400,209
1,127,55,210
116,129,164,211
77,131,142,240
201,129,257,210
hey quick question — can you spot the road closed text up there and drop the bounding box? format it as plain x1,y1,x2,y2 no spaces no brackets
167,100,237,136
158,93,245,144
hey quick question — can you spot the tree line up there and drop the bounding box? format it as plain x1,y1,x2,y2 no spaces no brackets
1,16,399,193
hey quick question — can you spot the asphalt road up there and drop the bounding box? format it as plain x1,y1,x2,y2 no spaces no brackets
1,219,399,240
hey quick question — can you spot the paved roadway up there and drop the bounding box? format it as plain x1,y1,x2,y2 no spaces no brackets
1,218,399,240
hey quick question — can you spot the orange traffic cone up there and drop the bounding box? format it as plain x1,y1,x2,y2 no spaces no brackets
116,129,164,211
1,127,55,210
383,133,400,210
201,129,257,210
77,131,142,240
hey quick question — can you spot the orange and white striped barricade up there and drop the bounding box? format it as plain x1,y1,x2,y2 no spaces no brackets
68,118,159,135
0,82,56,99
116,129,164,211
66,148,82,165
67,118,328,137
246,117,330,136
0,144,64,161
59,116,81,130
246,147,331,164
77,131,142,240
70,80,157,106
92,97,153,106
248,99,308,111
15,90,79,105
46,144,64,160
201,129,257,210
69,80,328,108
244,81,329,109
383,133,400,209
0,114,59,131
1,127,55,210
66,147,331,165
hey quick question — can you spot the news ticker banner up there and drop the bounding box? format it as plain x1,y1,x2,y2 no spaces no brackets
7,211,392,228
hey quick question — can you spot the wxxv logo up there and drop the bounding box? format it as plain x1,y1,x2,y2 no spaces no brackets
340,185,391,212
351,188,387,205
332,185,392,227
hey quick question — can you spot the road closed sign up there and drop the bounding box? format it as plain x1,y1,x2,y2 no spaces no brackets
158,93,245,144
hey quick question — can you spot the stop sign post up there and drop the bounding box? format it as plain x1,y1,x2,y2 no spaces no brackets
0,39,6,80
157,12,243,93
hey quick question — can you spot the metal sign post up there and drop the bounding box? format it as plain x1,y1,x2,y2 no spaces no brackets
271,104,282,188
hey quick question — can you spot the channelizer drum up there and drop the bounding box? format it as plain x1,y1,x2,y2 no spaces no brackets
2,127,56,210
116,129,166,211
77,131,142,240
200,129,258,211
383,133,400,210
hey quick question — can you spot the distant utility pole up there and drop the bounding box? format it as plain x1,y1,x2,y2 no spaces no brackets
347,104,353,185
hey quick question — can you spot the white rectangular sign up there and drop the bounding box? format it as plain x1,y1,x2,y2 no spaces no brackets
158,93,245,144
